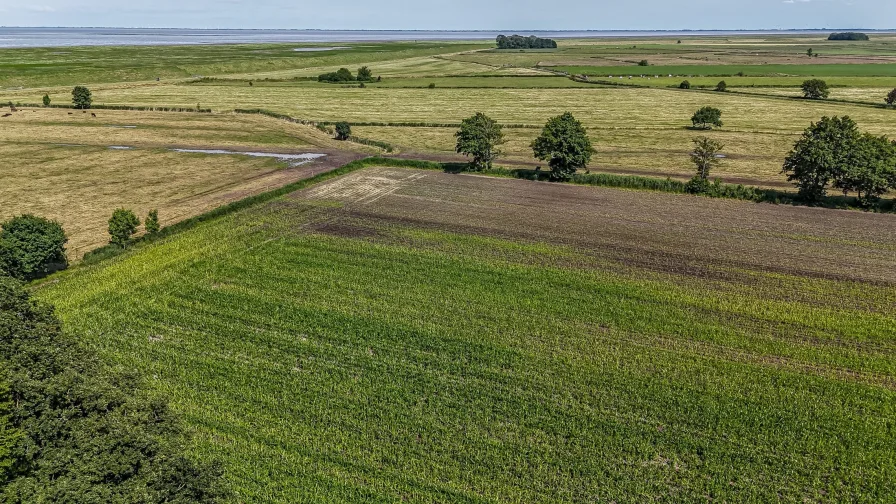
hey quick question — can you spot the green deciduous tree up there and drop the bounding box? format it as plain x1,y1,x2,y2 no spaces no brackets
318,68,355,83
145,209,161,235
41,94,50,107
335,122,351,141
679,80,691,89
0,215,68,281
886,88,896,107
531,112,593,181
715,80,727,92
690,137,724,180
0,367,21,482
108,208,140,247
357,66,373,82
691,106,723,130
0,276,225,502
834,134,896,206
801,79,830,99
806,48,813,57
455,113,505,171
72,86,92,109
782,116,860,201
638,60,649,66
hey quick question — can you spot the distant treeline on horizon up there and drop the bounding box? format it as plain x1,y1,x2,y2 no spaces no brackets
496,34,558,49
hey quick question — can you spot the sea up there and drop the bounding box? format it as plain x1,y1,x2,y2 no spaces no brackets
0,27,890,49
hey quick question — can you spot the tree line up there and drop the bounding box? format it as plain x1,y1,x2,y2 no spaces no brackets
318,66,376,84
495,35,558,49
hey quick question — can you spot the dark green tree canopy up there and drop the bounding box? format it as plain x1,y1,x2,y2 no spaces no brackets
690,137,724,181
0,276,224,502
782,116,860,201
886,88,896,106
356,66,373,82
495,35,557,49
108,208,140,247
828,32,869,41
145,209,161,235
835,133,896,205
801,79,830,100
318,68,355,83
71,86,92,109
679,80,691,89
334,122,352,141
455,112,505,171
0,215,68,281
691,106,723,130
41,94,50,107
531,112,594,181
715,80,727,92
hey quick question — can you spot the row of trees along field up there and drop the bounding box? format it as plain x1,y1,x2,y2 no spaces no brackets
454,109,896,205
0,207,224,500
318,66,377,83
495,34,558,49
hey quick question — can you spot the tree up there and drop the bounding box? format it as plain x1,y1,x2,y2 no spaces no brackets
691,106,723,130
0,277,225,502
455,112,505,171
531,112,593,181
886,88,896,107
828,32,869,41
357,66,373,82
638,60,649,66
145,209,161,235
806,48,813,57
715,80,727,92
0,214,68,281
318,68,355,83
335,122,351,141
42,94,50,107
801,79,830,100
690,137,724,180
0,367,21,482
834,133,896,206
71,86,92,109
108,208,140,247
679,80,691,89
782,116,860,201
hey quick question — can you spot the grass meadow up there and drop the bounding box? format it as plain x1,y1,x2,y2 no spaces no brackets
38,168,896,503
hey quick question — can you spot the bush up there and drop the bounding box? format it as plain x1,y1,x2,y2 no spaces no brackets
715,80,727,92
828,32,869,41
801,79,830,100
428,83,436,89
886,88,896,107
108,208,140,247
685,176,711,194
357,66,373,82
335,122,351,141
455,112,505,171
318,68,355,83
691,106,723,130
638,60,649,66
42,94,50,107
679,80,691,89
0,277,225,502
0,215,68,281
531,112,593,181
71,86,92,109
145,209,161,235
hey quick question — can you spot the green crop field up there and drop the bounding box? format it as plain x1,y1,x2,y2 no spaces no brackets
38,167,896,503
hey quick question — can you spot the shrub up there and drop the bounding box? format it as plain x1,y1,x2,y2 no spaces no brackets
71,86,92,109
455,112,505,171
886,88,896,107
145,209,161,235
685,176,711,194
335,122,351,141
691,106,723,130
108,208,140,247
801,79,830,100
0,215,68,281
318,68,355,83
357,66,373,82
715,80,727,92
638,60,649,66
428,83,436,89
679,80,691,89
531,112,593,181
42,94,50,107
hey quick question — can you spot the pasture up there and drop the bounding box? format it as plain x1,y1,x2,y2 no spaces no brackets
39,167,896,502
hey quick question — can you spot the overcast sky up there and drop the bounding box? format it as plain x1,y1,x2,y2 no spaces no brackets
0,0,886,30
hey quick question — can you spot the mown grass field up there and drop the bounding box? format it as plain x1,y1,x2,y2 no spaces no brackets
38,168,896,503
0,108,368,256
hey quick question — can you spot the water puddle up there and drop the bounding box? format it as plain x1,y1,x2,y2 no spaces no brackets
293,46,349,52
171,148,325,166
108,145,133,150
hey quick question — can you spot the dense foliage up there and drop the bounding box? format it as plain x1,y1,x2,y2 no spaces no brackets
801,79,830,99
145,209,161,235
0,215,67,281
715,80,727,92
691,106,723,129
834,133,896,205
886,88,896,106
41,94,50,107
679,80,691,89
318,68,355,83
335,121,352,140
828,32,869,41
356,66,373,82
495,35,557,49
531,112,593,181
71,86,92,109
690,137,724,181
455,112,505,171
0,276,224,502
108,208,140,247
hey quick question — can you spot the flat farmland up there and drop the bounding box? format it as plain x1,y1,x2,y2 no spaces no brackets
0,109,367,256
39,167,896,503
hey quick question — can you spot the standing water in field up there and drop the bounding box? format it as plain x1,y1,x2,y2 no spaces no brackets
170,148,325,166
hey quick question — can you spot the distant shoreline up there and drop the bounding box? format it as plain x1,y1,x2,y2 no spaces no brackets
2,27,894,49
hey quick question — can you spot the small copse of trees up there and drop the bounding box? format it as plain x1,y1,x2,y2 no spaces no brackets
801,79,830,100
691,106,723,130
455,112,505,171
0,215,68,281
108,208,140,247
531,112,593,181
357,66,373,82
71,86,92,109
496,35,557,49
318,68,355,83
828,32,869,41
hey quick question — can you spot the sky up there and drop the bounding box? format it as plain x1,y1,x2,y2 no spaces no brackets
0,0,887,30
